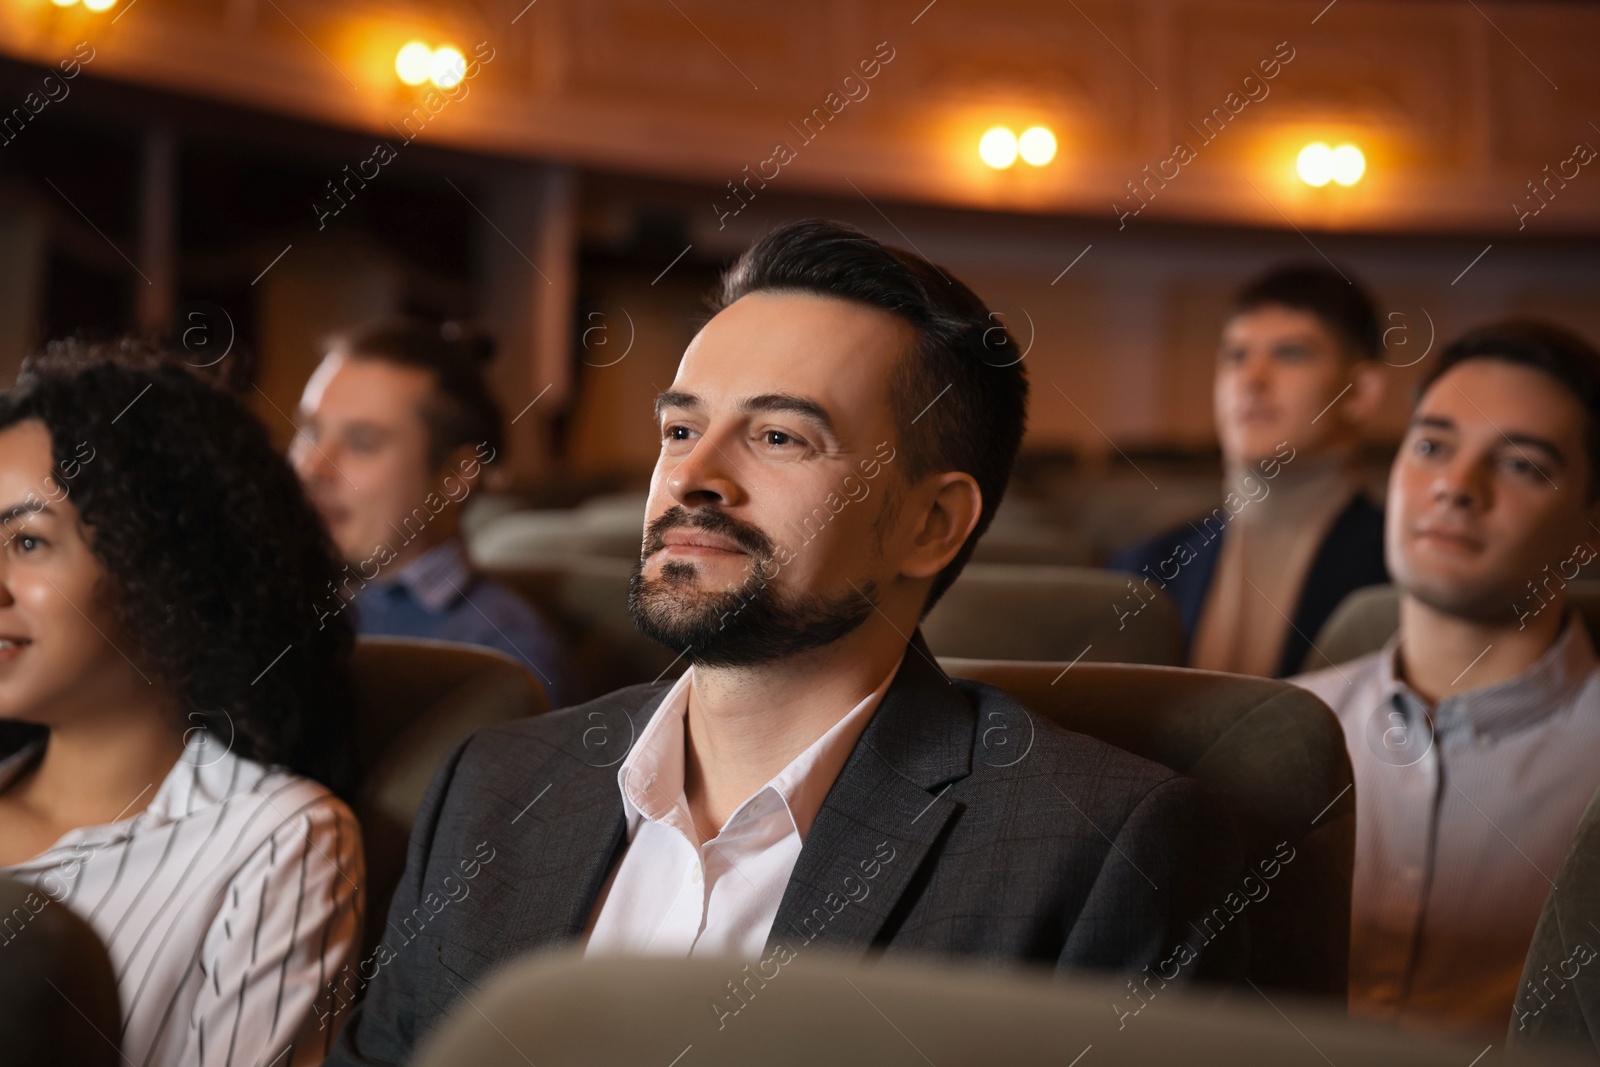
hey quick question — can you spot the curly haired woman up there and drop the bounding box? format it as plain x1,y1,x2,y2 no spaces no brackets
0,340,365,1067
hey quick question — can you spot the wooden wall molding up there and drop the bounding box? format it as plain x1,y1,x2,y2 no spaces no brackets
2,0,1596,232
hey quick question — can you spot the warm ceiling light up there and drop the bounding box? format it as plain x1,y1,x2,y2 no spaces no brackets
1298,141,1365,187
1018,126,1057,166
979,127,1018,169
1330,143,1366,186
429,46,467,88
395,41,434,86
82,0,116,9
1296,142,1334,187
50,0,78,7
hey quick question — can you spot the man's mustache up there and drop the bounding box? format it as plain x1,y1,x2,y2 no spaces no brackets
644,506,773,559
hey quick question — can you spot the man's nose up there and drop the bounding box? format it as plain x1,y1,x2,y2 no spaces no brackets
1238,350,1274,390
1431,456,1490,512
666,433,745,508
292,436,335,484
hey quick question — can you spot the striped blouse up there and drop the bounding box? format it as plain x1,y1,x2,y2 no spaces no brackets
0,728,365,1066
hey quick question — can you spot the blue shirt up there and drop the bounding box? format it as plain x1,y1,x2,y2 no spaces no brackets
351,535,574,708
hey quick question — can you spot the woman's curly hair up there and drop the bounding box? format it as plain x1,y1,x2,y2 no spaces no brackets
0,339,356,795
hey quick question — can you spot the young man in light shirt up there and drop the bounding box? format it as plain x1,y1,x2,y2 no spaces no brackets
1292,320,1600,1035
324,220,1250,1066
1112,265,1389,677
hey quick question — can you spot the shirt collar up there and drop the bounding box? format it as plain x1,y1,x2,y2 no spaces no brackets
1377,613,1598,740
0,728,256,862
381,534,474,613
615,647,908,845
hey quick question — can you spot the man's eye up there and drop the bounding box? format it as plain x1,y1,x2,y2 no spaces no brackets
12,534,42,552
1414,438,1440,456
1504,456,1543,479
663,425,692,442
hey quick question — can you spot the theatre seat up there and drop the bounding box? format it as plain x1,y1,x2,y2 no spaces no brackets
0,874,122,1067
1302,581,1600,674
469,494,649,565
1510,782,1600,1060
485,556,689,701
472,509,645,562
350,637,549,954
938,657,1353,999
923,563,1184,665
410,950,1550,1067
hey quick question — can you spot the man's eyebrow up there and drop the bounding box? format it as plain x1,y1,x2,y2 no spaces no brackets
740,393,836,438
0,502,52,524
1413,413,1569,467
1499,433,1569,468
1411,414,1457,432
653,391,837,439
654,390,699,422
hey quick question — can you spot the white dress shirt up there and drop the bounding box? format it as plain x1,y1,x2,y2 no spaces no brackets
0,728,365,1067
583,649,906,961
1293,615,1600,1034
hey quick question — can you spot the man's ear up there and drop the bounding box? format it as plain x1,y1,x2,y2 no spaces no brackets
1584,485,1600,536
896,472,983,582
437,442,483,495
1341,358,1388,428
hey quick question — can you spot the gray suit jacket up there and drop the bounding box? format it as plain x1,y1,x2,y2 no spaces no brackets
325,631,1249,1066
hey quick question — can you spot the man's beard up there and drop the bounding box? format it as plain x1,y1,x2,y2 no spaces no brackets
628,506,877,668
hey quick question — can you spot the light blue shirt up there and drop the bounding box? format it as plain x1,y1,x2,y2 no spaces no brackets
351,535,574,708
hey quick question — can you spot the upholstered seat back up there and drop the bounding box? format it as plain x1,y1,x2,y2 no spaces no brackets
412,950,1539,1067
350,637,548,953
485,557,687,703
1304,582,1600,673
939,657,1354,999
1511,781,1600,1058
923,563,1184,665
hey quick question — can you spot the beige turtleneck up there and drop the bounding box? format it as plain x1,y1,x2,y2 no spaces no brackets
1189,450,1365,677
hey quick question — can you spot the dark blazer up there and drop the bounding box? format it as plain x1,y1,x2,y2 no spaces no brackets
324,630,1249,1066
1109,493,1389,677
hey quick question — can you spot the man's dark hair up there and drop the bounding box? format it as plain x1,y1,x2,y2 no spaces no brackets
327,317,504,469
713,219,1030,616
1232,263,1380,358
0,340,357,795
1417,319,1600,501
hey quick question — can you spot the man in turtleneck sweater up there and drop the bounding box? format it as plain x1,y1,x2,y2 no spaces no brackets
1111,264,1389,677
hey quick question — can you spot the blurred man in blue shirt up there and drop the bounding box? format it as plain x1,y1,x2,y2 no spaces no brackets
290,317,573,707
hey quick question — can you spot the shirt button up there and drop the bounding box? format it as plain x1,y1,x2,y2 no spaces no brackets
689,865,703,885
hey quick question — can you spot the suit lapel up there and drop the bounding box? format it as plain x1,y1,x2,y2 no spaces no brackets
499,687,669,957
497,629,977,961
766,628,974,956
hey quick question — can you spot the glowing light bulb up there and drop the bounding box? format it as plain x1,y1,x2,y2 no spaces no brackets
979,127,1018,170
1018,126,1057,166
430,46,466,88
1331,143,1366,186
83,0,116,9
1297,142,1334,187
395,41,433,86
50,0,79,8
